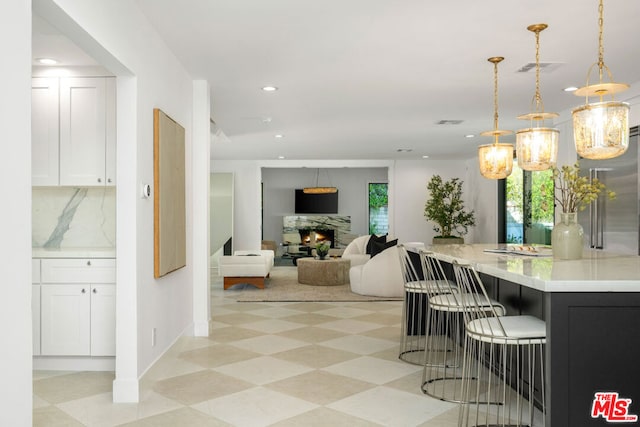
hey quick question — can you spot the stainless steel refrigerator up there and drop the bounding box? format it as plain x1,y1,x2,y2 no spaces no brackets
578,126,639,255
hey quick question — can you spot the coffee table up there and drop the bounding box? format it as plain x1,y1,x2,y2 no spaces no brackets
297,257,350,286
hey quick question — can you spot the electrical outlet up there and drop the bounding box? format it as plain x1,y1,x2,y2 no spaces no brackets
151,328,156,347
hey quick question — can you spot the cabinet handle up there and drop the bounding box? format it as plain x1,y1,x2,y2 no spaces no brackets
107,178,112,183
93,288,98,294
81,288,86,294
87,260,92,266
97,178,102,183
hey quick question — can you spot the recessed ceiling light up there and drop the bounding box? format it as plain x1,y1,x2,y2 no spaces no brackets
422,155,430,159
37,58,58,65
277,155,285,159
465,134,475,138
564,86,579,92
262,86,278,92
262,117,272,123
274,134,284,139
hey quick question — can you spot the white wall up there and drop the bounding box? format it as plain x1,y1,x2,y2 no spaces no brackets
392,159,490,244
210,173,233,254
1,2,33,425
38,0,201,401
210,161,263,251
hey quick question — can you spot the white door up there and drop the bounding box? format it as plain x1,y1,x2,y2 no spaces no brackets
31,78,59,186
59,77,106,186
90,284,116,356
41,284,90,355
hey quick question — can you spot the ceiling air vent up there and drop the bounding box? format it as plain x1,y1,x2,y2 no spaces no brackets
517,62,562,73
436,119,464,125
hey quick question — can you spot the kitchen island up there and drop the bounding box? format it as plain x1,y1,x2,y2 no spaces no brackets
426,243,640,426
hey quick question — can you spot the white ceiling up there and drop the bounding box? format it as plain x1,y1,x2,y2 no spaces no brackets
33,0,640,162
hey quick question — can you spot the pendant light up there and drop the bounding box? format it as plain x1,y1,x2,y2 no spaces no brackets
516,24,559,171
572,0,629,160
303,168,337,194
478,57,514,179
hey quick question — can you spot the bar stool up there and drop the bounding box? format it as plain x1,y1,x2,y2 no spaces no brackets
453,261,546,427
397,244,455,365
420,250,505,403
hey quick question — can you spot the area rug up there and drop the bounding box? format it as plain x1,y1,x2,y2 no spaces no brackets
228,266,403,302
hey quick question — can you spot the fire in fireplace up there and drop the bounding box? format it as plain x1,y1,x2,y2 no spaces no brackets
299,229,335,248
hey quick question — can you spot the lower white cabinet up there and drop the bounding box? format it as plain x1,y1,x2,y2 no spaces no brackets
90,284,116,356
41,284,91,355
37,258,115,357
32,284,41,356
33,259,41,356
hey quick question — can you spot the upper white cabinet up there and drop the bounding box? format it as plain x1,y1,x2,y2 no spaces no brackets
31,78,60,186
32,77,116,186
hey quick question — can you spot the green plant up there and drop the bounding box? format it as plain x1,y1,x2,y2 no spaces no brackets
368,184,388,209
553,162,615,213
424,175,476,238
315,241,330,258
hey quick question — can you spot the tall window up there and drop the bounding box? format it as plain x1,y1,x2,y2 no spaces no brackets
368,183,388,235
504,162,554,244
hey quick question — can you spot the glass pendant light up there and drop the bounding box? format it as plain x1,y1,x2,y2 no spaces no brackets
516,24,559,171
478,57,513,179
572,0,629,160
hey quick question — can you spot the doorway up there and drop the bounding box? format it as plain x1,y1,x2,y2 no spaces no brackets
504,162,554,245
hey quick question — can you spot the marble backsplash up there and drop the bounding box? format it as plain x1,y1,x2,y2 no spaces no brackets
32,187,116,249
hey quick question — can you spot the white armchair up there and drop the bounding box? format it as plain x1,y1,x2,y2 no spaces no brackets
341,235,372,267
348,240,404,298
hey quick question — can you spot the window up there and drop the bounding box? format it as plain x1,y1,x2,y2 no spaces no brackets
504,162,554,244
368,183,388,235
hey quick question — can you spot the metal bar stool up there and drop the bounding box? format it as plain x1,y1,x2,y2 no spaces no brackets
420,251,505,403
397,244,458,364
453,261,546,427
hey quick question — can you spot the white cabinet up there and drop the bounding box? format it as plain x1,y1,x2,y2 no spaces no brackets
32,259,41,356
90,284,116,356
38,258,116,356
31,77,116,187
41,284,91,355
31,78,59,186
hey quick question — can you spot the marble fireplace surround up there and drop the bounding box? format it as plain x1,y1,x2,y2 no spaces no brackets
283,215,356,248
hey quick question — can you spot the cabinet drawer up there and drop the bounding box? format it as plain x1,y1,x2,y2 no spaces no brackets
32,259,41,283
41,259,115,283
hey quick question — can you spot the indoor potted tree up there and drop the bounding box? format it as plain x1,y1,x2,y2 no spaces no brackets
424,175,476,244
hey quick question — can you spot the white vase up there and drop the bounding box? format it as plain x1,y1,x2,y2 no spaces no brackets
551,212,584,260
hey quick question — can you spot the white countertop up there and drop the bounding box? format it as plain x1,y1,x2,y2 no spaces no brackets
32,247,116,259
416,243,640,293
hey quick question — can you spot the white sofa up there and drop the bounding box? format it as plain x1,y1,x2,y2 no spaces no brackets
345,235,404,297
218,249,274,290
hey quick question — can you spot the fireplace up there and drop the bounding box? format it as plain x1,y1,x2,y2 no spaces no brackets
299,229,335,248
283,215,354,248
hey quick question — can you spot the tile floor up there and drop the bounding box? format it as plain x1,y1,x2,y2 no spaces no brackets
33,270,460,426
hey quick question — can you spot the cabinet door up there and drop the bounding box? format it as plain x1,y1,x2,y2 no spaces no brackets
32,284,41,356
90,284,116,356
31,78,59,186
59,78,106,186
41,284,90,355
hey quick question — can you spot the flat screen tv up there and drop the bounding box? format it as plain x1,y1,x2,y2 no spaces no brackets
294,189,338,214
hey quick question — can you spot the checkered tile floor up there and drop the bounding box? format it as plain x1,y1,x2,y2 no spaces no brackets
33,271,459,426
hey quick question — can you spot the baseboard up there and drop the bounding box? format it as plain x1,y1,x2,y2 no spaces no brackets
112,378,139,403
33,356,115,371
